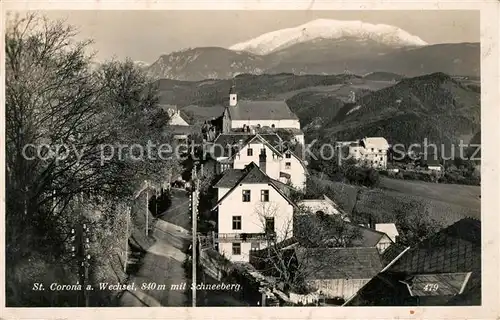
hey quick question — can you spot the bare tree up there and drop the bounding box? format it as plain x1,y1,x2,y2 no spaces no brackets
251,204,362,294
5,13,179,306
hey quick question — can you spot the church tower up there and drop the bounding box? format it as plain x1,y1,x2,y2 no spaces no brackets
229,85,237,107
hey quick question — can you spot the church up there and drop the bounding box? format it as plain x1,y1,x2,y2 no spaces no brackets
221,86,304,145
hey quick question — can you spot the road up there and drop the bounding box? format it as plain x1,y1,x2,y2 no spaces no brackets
118,188,191,307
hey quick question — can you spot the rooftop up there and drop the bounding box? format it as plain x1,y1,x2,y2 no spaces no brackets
227,100,299,121
295,247,384,280
344,218,481,306
361,137,390,150
212,162,298,210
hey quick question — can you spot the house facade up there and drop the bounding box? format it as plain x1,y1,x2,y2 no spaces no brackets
209,133,307,190
212,162,298,262
337,137,390,169
222,86,304,145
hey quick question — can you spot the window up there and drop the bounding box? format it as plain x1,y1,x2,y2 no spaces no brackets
232,243,241,255
371,148,374,152
260,148,266,155
379,149,383,153
285,162,291,169
380,157,383,161
265,218,275,234
285,153,291,159
247,148,253,156
271,124,275,128
260,190,269,202
232,216,242,230
251,242,260,251
242,190,251,202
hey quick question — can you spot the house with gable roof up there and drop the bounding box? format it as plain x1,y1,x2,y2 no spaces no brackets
336,137,390,169
211,162,298,262
207,132,307,190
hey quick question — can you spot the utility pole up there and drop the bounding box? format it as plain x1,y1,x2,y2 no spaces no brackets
72,220,91,307
124,205,131,273
145,180,149,237
191,166,200,307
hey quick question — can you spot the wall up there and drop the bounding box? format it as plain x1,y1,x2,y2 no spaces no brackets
199,248,233,280
218,187,230,200
222,109,231,133
232,143,306,191
217,183,294,262
376,235,393,253
231,119,301,130
349,146,388,169
281,153,306,190
233,143,282,179
306,278,369,300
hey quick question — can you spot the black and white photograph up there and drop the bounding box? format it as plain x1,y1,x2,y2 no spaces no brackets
1,3,499,318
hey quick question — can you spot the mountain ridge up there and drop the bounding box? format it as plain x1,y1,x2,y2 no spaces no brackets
145,42,479,81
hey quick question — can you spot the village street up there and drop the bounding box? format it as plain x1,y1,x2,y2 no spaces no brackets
118,189,191,306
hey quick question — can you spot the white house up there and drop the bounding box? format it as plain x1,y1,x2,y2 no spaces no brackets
222,86,304,145
160,104,192,143
211,162,298,262
208,133,308,191
375,223,399,243
337,137,390,169
161,104,190,126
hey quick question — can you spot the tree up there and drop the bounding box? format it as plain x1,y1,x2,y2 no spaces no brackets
251,204,361,295
393,198,443,246
5,13,179,306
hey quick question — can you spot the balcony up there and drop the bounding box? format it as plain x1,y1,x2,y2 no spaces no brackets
214,232,276,243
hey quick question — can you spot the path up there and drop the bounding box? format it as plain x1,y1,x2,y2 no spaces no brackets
119,189,191,307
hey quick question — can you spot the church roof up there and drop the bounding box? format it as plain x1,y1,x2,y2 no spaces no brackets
227,100,299,121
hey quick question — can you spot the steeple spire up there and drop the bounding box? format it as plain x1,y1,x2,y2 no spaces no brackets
229,81,237,107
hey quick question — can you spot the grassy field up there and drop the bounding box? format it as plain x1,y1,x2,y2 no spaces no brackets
310,175,480,228
379,177,480,210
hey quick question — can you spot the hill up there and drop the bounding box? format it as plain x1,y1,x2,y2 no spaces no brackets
145,42,480,81
308,175,480,228
302,72,481,148
154,72,480,150
154,73,367,107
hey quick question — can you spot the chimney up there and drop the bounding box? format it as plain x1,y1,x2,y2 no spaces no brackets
229,85,237,107
259,153,267,174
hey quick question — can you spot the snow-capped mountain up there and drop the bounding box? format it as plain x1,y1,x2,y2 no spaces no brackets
229,19,427,55
143,19,478,81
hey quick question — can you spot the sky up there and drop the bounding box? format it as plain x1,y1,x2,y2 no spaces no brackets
33,10,480,63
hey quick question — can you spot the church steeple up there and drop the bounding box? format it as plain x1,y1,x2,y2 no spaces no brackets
229,84,237,107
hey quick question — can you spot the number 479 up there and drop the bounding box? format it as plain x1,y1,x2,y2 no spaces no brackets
423,283,439,292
